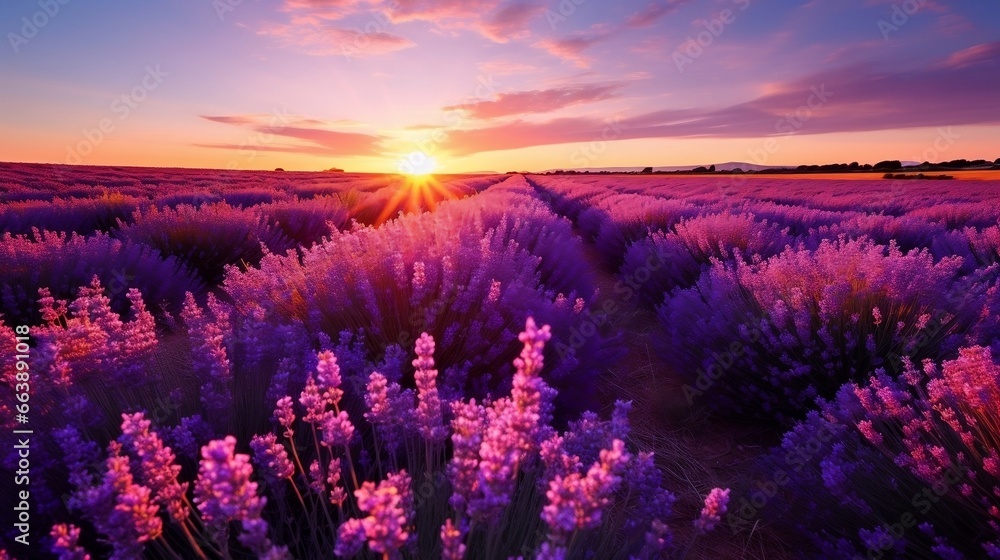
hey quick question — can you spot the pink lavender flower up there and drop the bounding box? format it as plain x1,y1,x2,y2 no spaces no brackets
315,349,344,406
249,433,294,483
49,524,91,560
118,412,190,523
541,439,630,538
320,410,355,448
448,399,486,511
535,542,567,560
351,471,413,555
440,519,466,560
469,318,555,521
308,460,325,495
299,375,326,424
364,371,411,452
413,332,447,442
78,441,163,558
194,436,262,526
335,518,366,557
694,487,731,533
327,458,347,506
273,396,296,437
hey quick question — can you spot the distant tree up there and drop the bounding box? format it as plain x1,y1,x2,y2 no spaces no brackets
692,166,709,173
995,158,1000,165
849,162,860,170
641,167,653,173
274,168,285,172
732,168,744,174
708,164,716,172
873,160,902,171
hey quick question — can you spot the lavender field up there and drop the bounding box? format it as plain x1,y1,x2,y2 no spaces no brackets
3,162,1000,559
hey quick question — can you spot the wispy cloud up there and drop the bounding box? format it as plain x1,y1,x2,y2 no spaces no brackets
257,15,415,57
200,114,384,156
443,82,623,119
439,42,1000,155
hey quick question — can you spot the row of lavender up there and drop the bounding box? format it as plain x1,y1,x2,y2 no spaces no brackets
528,174,1000,559
0,172,731,558
0,167,502,326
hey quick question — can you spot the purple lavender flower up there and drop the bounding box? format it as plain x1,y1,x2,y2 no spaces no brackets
299,375,325,424
469,318,556,521
335,518,366,557
694,487,730,533
308,460,325,495
250,433,295,484
448,399,486,511
274,396,296,437
351,471,413,555
327,458,347,506
440,519,466,560
541,439,630,538
320,410,355,449
194,436,261,526
49,524,91,560
414,332,447,442
118,412,190,523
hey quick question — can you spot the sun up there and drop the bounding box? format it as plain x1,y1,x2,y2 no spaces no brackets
398,151,438,175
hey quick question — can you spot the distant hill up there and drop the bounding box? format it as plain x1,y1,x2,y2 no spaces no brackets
539,162,791,174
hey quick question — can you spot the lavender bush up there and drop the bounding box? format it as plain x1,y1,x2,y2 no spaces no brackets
758,347,1000,559
117,203,294,284
0,231,202,325
659,237,973,422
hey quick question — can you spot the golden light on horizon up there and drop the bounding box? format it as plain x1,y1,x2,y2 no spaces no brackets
398,151,438,176
374,173,458,225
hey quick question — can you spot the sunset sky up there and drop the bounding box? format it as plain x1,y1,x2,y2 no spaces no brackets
1,0,998,173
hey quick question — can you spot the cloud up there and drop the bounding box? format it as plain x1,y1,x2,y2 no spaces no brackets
439,43,1000,155
200,114,384,156
442,82,623,119
625,1,691,28
257,17,415,57
534,33,609,67
477,2,548,42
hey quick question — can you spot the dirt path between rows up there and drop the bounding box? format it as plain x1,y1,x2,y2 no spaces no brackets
570,227,796,559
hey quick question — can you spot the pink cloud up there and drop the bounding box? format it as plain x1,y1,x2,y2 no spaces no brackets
440,42,1000,155
625,1,691,28
443,83,623,119
200,114,384,156
534,34,607,67
257,20,414,57
477,2,548,42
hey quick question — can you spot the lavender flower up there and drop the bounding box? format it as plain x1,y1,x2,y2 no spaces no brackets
335,518,366,557
49,524,91,560
274,396,296,437
327,458,347,506
250,433,295,484
351,471,413,555
194,436,262,527
694,487,730,533
118,412,190,522
414,332,447,442
541,439,631,539
469,318,555,521
320,410,355,449
440,519,466,560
